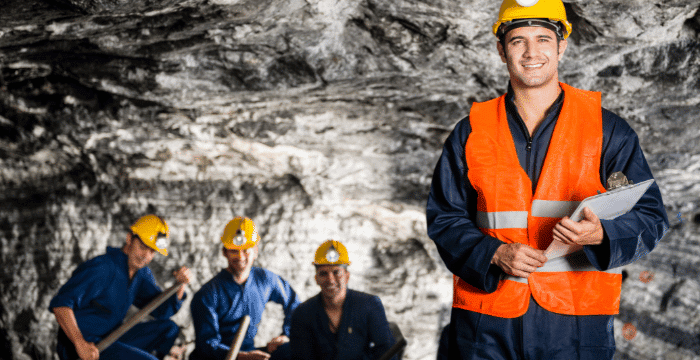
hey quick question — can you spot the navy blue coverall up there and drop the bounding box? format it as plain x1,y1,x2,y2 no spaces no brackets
426,87,669,360
189,267,300,360
289,289,397,360
49,247,185,360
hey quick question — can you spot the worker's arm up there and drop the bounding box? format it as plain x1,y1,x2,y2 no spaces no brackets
426,118,510,292
581,110,669,270
49,257,112,358
53,307,99,360
134,266,188,319
365,295,397,360
263,271,300,353
190,288,231,359
268,271,300,338
289,302,319,360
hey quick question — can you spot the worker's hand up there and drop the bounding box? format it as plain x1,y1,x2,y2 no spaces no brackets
491,243,547,278
75,339,99,360
237,350,271,360
266,335,289,353
173,266,192,285
173,266,192,300
553,207,604,246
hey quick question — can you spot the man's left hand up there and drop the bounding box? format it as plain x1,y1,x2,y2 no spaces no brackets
173,266,192,284
552,207,604,246
173,266,192,300
266,335,289,353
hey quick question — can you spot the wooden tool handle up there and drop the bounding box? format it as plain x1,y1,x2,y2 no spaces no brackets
97,282,182,352
377,335,407,360
225,315,251,360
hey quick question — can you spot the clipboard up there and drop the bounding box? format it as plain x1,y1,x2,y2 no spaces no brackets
545,179,655,258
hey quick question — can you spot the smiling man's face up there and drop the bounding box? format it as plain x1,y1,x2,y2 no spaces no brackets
315,265,349,301
223,246,258,276
498,26,567,89
124,233,156,273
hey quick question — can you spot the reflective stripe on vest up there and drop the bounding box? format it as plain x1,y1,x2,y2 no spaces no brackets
455,82,622,318
476,211,528,229
476,200,581,229
531,200,580,218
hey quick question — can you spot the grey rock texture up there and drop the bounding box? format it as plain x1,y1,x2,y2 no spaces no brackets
0,0,699,359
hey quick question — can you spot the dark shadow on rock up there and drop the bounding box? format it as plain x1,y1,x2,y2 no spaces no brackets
0,322,14,360
617,305,700,355
564,2,603,45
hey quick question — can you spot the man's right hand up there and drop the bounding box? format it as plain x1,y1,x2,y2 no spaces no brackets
75,339,99,360
237,350,271,360
52,307,99,360
491,243,547,278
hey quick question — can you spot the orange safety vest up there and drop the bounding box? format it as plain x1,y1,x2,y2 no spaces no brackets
454,82,622,318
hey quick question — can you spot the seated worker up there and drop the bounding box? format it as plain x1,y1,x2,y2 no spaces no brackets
50,214,191,360
290,240,397,360
190,216,300,360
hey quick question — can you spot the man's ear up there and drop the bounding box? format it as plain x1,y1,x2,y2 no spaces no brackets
125,232,133,247
557,38,568,60
497,41,507,63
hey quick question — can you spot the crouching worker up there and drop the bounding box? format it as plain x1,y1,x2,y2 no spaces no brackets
50,215,191,360
190,216,300,360
290,240,397,360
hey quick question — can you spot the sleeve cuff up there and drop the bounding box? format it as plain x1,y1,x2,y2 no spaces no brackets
456,236,505,293
583,219,613,270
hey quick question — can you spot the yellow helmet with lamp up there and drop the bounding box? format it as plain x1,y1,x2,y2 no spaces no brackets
130,214,170,256
493,0,572,40
313,240,351,266
221,216,260,250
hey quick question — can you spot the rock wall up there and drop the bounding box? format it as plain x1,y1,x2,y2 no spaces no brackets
1,0,699,359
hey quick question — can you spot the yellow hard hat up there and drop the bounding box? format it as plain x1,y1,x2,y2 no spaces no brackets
493,0,572,39
130,215,169,256
313,240,351,266
221,216,260,250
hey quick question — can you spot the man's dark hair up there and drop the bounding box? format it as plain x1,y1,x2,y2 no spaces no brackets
498,21,563,57
314,264,349,270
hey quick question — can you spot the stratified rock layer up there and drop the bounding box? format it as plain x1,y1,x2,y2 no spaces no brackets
1,0,699,359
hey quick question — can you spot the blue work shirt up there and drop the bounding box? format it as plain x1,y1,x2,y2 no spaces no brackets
290,289,397,360
49,247,185,342
426,85,669,294
190,267,300,360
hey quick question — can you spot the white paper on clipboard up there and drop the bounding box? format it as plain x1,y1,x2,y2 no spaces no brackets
544,179,655,258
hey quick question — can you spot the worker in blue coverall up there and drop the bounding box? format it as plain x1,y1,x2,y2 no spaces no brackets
426,0,668,359
189,216,300,360
289,240,397,360
50,214,192,360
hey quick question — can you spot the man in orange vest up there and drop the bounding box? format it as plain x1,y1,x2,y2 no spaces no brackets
426,0,668,359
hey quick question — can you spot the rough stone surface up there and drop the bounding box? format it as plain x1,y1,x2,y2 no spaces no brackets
0,0,699,359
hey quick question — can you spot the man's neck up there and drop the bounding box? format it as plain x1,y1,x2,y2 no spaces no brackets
322,292,346,311
122,246,138,280
511,80,562,136
227,267,252,285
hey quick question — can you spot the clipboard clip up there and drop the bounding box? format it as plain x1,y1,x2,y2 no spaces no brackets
606,171,633,191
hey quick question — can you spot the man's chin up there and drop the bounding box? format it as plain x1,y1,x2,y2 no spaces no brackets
322,288,342,298
514,75,555,89
230,263,248,273
131,260,148,270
